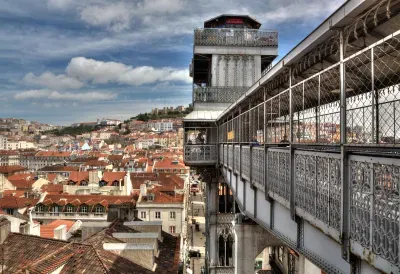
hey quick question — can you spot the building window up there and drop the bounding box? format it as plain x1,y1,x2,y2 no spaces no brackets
95,205,105,215
155,212,161,219
169,226,176,234
80,205,88,215
66,205,74,214
36,204,44,213
50,205,59,216
80,180,88,186
112,180,120,186
140,211,146,219
169,211,176,219
278,246,284,263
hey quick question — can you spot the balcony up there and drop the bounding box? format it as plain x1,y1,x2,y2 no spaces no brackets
194,28,278,47
32,212,106,221
184,144,217,165
193,87,247,103
209,266,235,274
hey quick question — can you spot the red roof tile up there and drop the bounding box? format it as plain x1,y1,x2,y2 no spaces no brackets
0,196,37,209
40,220,76,239
0,165,26,175
35,151,71,157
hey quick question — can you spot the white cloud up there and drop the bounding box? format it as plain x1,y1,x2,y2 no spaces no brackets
23,72,84,89
66,57,191,85
79,2,134,32
14,90,116,101
135,0,186,15
47,0,74,9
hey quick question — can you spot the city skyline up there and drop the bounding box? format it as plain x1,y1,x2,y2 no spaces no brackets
0,0,345,125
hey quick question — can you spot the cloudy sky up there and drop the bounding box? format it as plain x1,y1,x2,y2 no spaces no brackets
0,0,345,125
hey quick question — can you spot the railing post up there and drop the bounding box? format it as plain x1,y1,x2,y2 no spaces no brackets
339,30,350,262
289,67,296,220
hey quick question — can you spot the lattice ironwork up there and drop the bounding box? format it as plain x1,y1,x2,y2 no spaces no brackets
234,145,240,173
251,147,264,189
228,145,233,169
194,28,278,47
349,158,398,268
194,86,248,103
184,145,218,163
295,153,316,216
294,151,341,231
223,144,228,166
267,149,290,201
350,156,400,266
241,146,251,180
219,144,224,164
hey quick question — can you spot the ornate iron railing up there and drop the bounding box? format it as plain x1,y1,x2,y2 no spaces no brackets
228,145,233,169
350,155,400,267
184,145,218,164
234,145,240,173
193,87,248,103
294,150,341,231
241,146,251,181
194,28,278,47
251,147,264,189
219,144,223,164
216,213,235,224
209,266,235,274
267,148,290,202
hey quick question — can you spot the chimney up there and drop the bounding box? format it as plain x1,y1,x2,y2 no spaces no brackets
54,225,67,240
140,184,147,197
0,219,11,244
89,170,99,185
124,173,132,196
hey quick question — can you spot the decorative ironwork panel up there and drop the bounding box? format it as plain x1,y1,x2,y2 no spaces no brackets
241,146,250,181
194,28,278,47
193,86,248,103
267,149,290,201
294,151,341,231
350,160,372,248
228,145,233,169
184,145,218,163
219,144,224,164
328,157,341,231
234,145,240,173
223,144,228,166
372,162,400,264
216,213,235,224
251,147,264,189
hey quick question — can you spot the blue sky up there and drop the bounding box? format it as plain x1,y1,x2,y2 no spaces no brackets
0,0,345,125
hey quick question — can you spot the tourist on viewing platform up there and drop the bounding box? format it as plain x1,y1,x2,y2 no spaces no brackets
278,135,289,147
250,136,260,147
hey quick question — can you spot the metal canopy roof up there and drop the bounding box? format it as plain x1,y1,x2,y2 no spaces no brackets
183,110,223,122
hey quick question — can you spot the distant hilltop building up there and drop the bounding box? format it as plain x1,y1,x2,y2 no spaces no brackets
151,105,186,115
97,118,122,126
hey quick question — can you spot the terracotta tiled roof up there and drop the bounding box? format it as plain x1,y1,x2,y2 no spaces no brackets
101,172,126,185
68,171,89,184
40,194,136,207
7,173,35,181
10,179,35,190
2,190,26,198
40,219,76,239
46,173,57,182
39,165,79,172
0,165,26,175
0,196,37,209
142,187,184,204
84,160,108,166
107,154,123,161
0,150,18,155
35,151,71,157
41,184,63,194
153,159,187,169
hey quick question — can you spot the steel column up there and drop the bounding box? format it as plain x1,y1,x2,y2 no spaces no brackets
339,30,350,262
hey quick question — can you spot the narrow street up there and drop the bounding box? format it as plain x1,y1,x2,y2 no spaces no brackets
186,185,206,274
